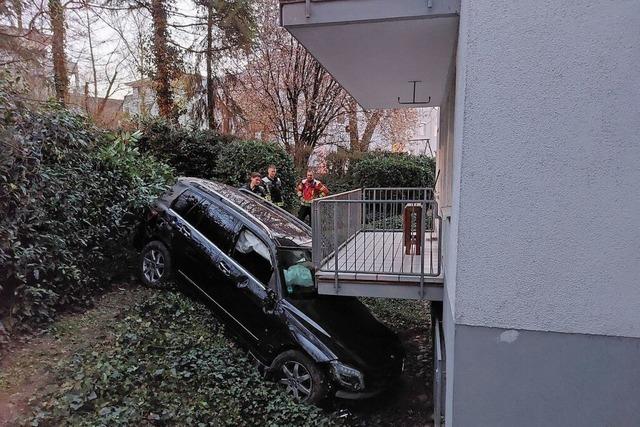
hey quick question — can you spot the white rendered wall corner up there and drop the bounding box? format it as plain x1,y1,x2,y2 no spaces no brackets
452,0,640,339
445,1,640,424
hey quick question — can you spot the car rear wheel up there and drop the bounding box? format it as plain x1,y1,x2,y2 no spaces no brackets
271,350,329,405
140,241,172,287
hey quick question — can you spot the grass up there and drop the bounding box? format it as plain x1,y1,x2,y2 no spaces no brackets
360,298,430,331
26,291,338,426
4,288,433,426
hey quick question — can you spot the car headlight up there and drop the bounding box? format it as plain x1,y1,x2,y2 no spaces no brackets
330,361,365,391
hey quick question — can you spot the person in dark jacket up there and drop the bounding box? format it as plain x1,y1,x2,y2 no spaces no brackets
241,172,268,198
262,164,284,206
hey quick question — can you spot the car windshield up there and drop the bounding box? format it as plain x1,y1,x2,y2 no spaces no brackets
278,248,316,298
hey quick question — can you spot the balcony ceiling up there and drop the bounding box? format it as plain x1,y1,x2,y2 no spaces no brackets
280,0,459,109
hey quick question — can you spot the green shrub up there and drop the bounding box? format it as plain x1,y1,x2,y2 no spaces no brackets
0,75,174,332
322,149,363,194
215,139,297,208
323,150,435,193
351,152,435,189
137,120,298,209
137,118,235,179
29,292,338,426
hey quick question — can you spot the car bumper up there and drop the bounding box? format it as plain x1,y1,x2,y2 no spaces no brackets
335,388,385,400
334,369,403,400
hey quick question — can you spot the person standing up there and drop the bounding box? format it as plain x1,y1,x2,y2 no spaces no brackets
241,172,268,198
296,170,329,224
262,164,284,207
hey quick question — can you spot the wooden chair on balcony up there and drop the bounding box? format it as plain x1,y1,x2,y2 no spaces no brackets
403,203,422,255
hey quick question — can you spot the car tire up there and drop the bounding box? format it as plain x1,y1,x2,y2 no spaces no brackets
270,350,329,405
139,241,172,287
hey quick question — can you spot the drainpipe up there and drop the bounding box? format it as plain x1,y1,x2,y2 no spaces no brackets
306,0,311,18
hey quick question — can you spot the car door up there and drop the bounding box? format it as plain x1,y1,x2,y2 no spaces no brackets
166,189,206,281
222,228,285,354
167,192,239,316
182,198,275,345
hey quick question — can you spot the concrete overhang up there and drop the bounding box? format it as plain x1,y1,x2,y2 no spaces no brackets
280,0,460,109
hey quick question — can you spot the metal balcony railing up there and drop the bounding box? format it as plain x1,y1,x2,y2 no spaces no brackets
311,187,441,290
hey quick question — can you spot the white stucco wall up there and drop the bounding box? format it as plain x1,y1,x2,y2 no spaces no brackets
452,0,640,338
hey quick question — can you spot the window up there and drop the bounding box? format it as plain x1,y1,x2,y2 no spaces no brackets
231,230,273,285
171,190,201,217
184,199,209,229
199,204,239,253
174,193,239,253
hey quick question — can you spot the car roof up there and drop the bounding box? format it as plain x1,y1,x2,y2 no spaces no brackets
179,177,312,248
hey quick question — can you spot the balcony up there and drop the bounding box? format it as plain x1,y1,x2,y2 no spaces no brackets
312,188,443,300
279,0,460,109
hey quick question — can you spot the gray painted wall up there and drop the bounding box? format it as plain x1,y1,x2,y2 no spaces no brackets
452,0,640,338
445,1,640,423
451,325,640,426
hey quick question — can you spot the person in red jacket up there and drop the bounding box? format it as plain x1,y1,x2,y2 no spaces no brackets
296,170,329,224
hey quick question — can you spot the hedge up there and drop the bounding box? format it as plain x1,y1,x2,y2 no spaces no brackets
351,152,435,189
137,120,297,209
137,119,234,179
0,75,174,333
323,150,436,193
215,139,297,208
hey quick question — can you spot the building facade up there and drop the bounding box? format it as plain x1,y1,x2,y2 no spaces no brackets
279,0,640,425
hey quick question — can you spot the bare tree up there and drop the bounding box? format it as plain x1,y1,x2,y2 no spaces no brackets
239,4,347,168
104,0,181,120
344,96,383,153
378,107,420,152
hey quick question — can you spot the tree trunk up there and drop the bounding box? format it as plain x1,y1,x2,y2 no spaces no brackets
346,97,359,150
96,70,118,119
360,110,382,151
293,144,311,171
205,0,216,130
151,0,174,119
14,0,23,31
49,0,68,104
83,82,89,113
86,8,98,99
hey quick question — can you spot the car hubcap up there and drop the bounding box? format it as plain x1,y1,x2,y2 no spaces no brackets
279,361,312,401
143,249,165,284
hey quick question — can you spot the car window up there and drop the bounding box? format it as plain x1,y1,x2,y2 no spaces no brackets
171,190,201,217
175,193,239,253
231,229,273,285
198,203,239,253
183,199,208,229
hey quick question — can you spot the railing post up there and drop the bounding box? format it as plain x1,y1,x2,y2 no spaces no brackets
437,204,442,276
312,200,320,269
333,202,339,293
420,198,426,299
434,318,443,427
429,201,434,275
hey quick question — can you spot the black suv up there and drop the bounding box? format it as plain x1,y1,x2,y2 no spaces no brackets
135,178,404,403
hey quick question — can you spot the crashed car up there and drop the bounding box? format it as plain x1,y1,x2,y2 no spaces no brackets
134,178,404,403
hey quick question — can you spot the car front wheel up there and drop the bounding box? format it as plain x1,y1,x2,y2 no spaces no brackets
270,350,329,405
140,241,172,287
